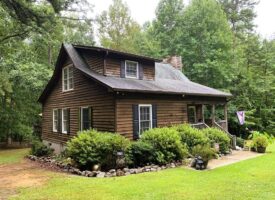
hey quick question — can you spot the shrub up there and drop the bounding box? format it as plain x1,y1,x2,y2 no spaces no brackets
252,135,268,149
173,124,209,151
30,140,53,157
126,141,154,167
140,127,188,165
66,129,130,170
249,131,274,144
236,137,245,148
191,145,216,162
202,128,230,154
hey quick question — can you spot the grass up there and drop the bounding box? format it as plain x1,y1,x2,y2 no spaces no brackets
9,145,275,200
0,148,29,165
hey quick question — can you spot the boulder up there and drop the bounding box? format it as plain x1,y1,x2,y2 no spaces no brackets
96,172,106,178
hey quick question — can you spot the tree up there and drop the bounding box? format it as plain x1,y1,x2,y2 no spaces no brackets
219,0,258,37
152,0,184,56
179,0,233,89
96,0,141,53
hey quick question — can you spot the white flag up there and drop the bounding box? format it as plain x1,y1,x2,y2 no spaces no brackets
237,111,245,125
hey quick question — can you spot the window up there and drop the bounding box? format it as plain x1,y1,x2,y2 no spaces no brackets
187,106,196,124
139,104,152,134
53,109,58,132
63,66,74,91
62,108,69,134
81,107,92,131
125,61,138,78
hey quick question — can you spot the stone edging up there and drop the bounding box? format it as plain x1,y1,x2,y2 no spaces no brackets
27,155,183,178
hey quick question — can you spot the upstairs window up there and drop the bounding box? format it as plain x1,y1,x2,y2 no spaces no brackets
125,61,138,79
63,66,74,91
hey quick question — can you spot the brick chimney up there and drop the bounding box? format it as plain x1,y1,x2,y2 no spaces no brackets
163,56,183,71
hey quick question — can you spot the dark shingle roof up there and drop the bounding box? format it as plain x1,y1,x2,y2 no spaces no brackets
38,44,231,102
65,44,231,97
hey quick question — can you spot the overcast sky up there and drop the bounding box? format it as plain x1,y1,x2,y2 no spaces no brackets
89,0,275,39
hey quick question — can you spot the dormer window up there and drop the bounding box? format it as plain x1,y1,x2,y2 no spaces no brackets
63,65,74,91
125,61,138,79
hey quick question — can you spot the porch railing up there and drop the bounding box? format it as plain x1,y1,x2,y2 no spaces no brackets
191,122,209,129
213,121,236,150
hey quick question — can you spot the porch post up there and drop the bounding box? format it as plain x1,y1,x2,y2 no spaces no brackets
211,104,215,125
224,103,228,131
202,105,205,123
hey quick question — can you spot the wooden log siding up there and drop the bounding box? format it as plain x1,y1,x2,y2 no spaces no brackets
81,51,104,74
105,57,155,80
42,58,115,144
115,98,188,139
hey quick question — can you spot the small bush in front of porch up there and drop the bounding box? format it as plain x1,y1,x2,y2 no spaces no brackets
202,128,230,154
173,124,209,151
141,127,189,165
66,129,130,170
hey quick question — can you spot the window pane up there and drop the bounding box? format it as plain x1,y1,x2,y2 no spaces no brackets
140,121,150,133
82,108,90,130
139,106,152,134
126,62,137,78
63,121,68,132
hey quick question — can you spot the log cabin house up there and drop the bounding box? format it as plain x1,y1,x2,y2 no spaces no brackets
38,44,235,153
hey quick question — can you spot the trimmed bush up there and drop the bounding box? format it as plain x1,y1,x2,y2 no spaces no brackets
173,124,209,151
30,140,53,157
191,145,216,162
126,141,154,167
66,129,130,170
202,128,230,154
140,127,188,165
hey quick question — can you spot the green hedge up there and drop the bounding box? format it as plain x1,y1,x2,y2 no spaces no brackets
30,140,53,157
140,127,189,165
202,128,231,154
173,124,209,151
66,130,130,170
66,125,232,169
126,141,155,167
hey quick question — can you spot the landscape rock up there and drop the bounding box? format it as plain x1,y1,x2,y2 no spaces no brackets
96,172,105,178
116,169,125,176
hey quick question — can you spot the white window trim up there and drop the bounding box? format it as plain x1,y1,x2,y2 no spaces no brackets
62,65,74,92
125,60,139,79
138,104,152,135
62,108,69,134
52,109,58,132
80,106,89,131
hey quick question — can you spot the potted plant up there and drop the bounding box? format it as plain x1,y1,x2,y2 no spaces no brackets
191,145,216,170
253,136,268,153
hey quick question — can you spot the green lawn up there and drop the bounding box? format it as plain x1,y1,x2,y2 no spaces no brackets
0,148,29,165
10,145,275,200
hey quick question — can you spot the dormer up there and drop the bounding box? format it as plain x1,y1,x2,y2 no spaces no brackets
75,45,160,81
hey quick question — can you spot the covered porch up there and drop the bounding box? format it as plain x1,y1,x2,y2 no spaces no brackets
187,103,236,149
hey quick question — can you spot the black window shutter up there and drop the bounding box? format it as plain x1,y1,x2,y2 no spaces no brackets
67,109,70,134
78,108,82,131
138,63,143,80
58,109,62,133
132,104,139,140
120,61,126,78
88,107,93,129
152,104,157,128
